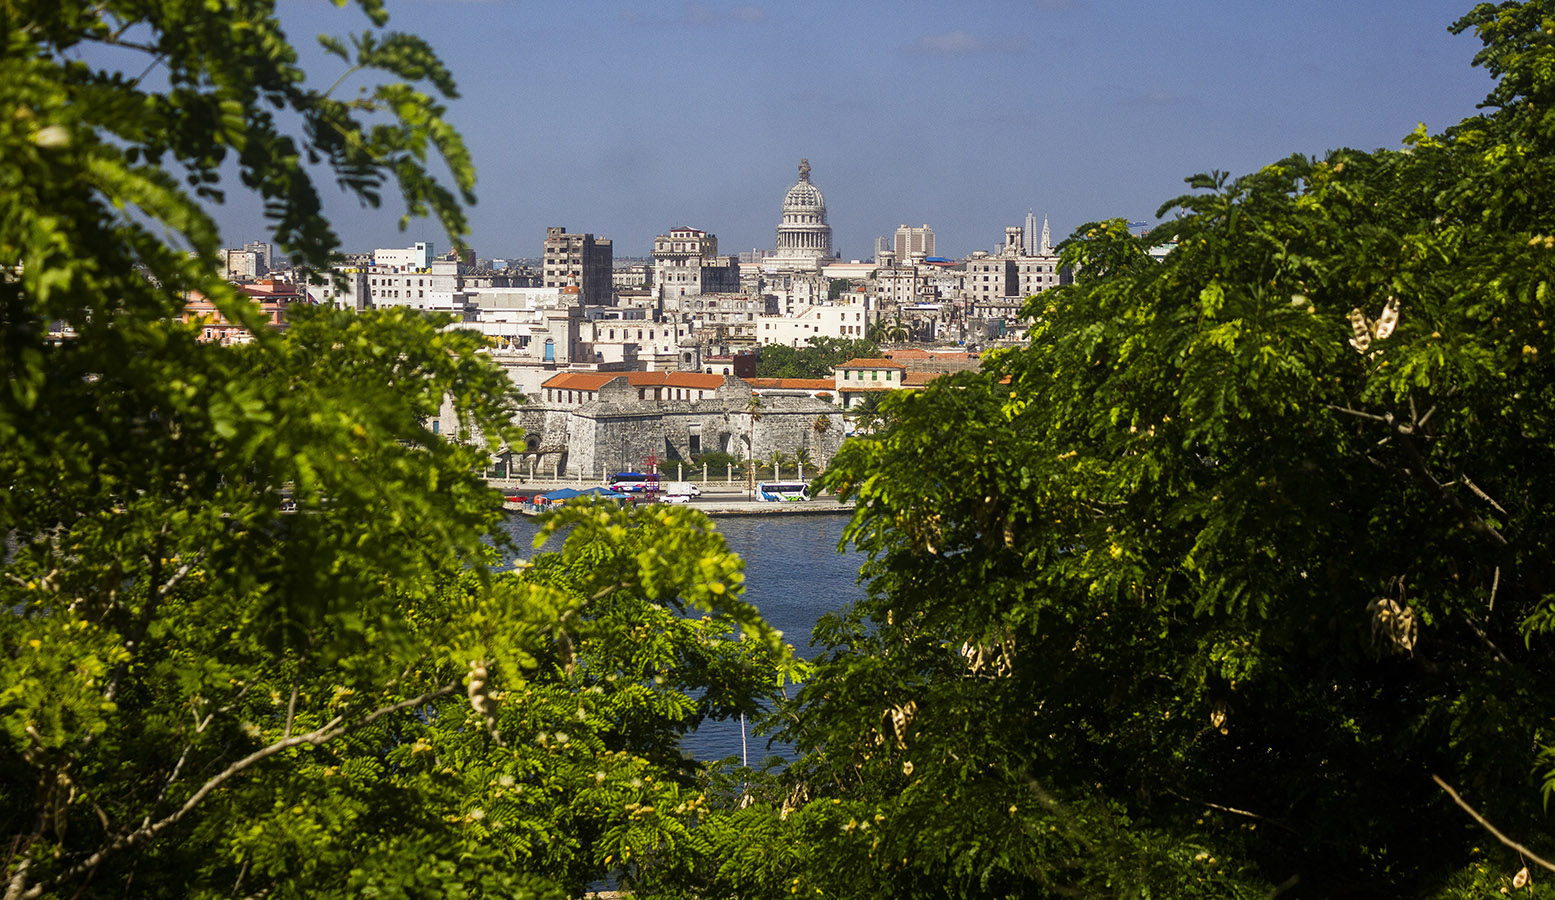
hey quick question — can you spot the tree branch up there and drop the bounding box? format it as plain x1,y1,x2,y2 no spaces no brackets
104,547,201,706
1396,433,1508,546
1462,615,1509,665
1324,404,1393,425
1461,473,1509,517
283,682,300,740
1433,775,1555,873
18,682,460,900
1328,402,1508,547
1166,790,1299,835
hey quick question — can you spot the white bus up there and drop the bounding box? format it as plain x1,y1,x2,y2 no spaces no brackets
608,472,660,494
756,481,809,502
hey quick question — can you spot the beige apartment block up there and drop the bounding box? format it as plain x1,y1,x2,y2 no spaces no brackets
543,227,615,306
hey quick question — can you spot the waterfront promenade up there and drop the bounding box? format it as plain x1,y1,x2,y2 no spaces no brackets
491,479,855,517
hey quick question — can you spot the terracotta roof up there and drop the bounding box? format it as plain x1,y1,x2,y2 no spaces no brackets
237,281,302,299
903,371,945,386
541,372,620,391
543,370,728,394
625,371,725,390
746,378,835,390
836,357,907,370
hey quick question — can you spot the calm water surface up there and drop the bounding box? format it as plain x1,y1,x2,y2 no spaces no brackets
495,512,868,763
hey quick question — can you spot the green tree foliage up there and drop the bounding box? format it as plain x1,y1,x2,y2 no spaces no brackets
0,2,790,897
668,3,1555,897
756,336,880,380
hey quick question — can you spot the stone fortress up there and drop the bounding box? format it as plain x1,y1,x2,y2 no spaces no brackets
503,371,842,480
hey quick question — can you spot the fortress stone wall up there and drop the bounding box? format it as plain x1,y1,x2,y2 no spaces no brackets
503,376,843,478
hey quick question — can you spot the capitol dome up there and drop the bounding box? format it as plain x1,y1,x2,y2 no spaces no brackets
773,158,833,269
783,178,826,215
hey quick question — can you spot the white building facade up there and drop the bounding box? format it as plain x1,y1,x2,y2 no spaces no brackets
756,301,876,347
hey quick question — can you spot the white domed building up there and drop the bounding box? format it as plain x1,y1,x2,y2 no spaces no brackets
769,158,835,273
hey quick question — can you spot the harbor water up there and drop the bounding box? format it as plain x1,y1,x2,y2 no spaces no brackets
495,510,868,764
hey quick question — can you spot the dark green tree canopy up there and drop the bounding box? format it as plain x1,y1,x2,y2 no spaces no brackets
0,3,792,898
654,2,1555,897
756,336,881,380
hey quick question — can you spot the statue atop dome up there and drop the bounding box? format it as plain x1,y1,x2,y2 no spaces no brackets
798,158,811,183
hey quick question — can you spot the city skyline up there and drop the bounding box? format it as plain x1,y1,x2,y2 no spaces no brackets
208,0,1494,260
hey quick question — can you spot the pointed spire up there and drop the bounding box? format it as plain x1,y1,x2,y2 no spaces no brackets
1040,214,1052,255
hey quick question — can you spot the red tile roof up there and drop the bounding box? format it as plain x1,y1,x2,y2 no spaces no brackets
541,371,728,392
746,378,835,390
625,371,725,390
235,279,302,297
541,372,620,391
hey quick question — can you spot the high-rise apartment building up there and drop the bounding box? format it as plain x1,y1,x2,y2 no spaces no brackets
224,248,260,281
893,224,935,261
543,227,614,306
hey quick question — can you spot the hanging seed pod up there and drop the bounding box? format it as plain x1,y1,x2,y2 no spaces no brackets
555,629,575,674
1366,596,1418,656
885,700,917,749
1348,309,1372,353
467,662,505,746
1374,296,1400,340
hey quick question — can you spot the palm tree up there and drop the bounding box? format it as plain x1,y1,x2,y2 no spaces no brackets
811,414,832,470
767,449,790,480
745,393,762,498
849,393,885,434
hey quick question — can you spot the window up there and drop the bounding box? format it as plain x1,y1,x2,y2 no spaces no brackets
872,371,878,381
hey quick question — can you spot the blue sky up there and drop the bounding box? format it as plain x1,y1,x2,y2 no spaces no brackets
220,0,1497,261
